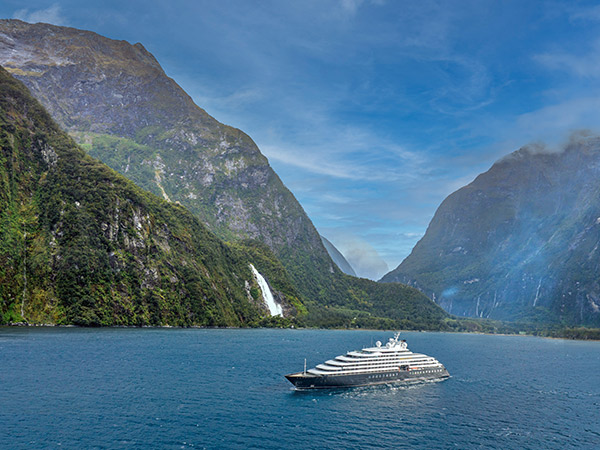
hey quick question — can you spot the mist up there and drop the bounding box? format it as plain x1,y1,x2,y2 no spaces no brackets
328,235,389,281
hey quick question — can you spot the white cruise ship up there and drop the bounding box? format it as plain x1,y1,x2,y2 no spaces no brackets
285,333,449,389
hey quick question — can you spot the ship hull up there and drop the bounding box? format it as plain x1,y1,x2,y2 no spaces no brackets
285,368,449,389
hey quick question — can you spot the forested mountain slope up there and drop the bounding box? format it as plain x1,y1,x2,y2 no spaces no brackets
0,65,302,326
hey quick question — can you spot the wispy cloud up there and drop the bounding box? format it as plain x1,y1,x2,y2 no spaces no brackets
535,41,600,78
517,96,600,135
339,0,365,15
261,128,430,183
262,146,424,182
13,4,67,26
337,0,386,17
569,4,600,22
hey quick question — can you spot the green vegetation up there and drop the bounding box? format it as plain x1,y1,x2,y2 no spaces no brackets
70,115,453,331
544,327,600,340
76,133,161,198
297,278,448,330
440,317,600,340
0,66,292,326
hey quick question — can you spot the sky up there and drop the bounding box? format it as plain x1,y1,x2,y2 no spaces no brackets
3,0,600,280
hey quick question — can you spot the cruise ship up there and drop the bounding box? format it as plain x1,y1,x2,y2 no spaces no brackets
285,333,449,389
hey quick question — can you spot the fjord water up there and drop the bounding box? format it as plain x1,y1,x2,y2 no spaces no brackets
1,329,598,449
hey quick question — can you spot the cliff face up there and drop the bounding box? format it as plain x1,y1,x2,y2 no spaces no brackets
382,137,600,326
0,65,295,326
0,19,334,299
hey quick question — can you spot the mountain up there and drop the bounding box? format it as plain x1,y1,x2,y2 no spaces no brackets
0,66,447,330
320,235,356,276
0,19,448,329
381,136,600,327
0,65,305,326
0,19,332,296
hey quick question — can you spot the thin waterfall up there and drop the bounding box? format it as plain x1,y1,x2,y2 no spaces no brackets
249,264,283,316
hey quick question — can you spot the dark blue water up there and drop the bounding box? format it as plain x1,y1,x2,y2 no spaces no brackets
1,328,598,449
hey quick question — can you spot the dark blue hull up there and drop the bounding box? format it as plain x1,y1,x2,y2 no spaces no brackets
285,367,450,389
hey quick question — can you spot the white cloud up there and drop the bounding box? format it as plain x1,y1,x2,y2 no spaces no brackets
262,144,366,180
13,4,67,26
199,88,266,112
514,96,600,144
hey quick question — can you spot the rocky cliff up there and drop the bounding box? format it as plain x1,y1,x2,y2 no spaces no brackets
0,19,334,295
0,65,300,326
382,136,600,326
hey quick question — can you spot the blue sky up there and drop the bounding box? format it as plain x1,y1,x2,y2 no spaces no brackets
3,0,600,279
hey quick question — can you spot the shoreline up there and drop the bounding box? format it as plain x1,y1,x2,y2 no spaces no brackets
2,323,599,341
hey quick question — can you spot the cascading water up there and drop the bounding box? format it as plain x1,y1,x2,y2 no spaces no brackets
249,264,283,316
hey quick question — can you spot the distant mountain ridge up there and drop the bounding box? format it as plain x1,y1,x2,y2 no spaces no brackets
320,236,356,277
382,135,600,327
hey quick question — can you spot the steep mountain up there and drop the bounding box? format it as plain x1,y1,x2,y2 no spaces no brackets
320,235,356,276
381,136,600,327
0,20,447,328
0,65,301,326
0,19,335,298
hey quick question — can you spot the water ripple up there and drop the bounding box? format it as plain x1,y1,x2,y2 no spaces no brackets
0,328,598,449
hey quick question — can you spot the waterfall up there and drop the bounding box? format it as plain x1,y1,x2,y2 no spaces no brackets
249,264,283,316
21,230,27,321
533,278,542,307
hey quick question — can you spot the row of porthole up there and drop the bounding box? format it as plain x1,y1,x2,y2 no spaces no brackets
366,368,444,378
368,373,396,379
334,365,438,373
330,366,442,375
